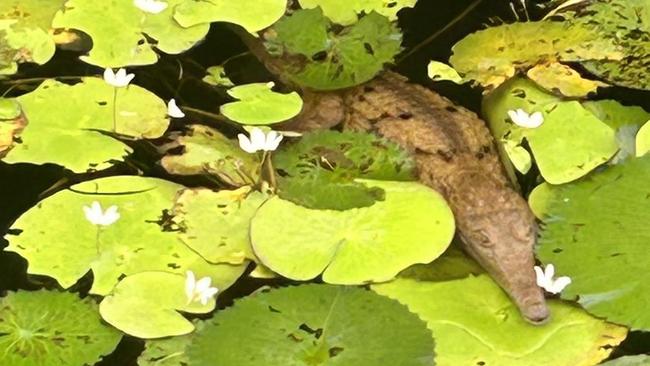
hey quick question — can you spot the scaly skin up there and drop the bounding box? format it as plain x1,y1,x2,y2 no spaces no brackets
284,72,549,323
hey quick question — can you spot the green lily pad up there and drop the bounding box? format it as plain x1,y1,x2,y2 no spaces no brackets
266,8,402,90
139,324,201,366
601,356,650,366
4,78,169,172
372,274,628,366
483,77,618,184
251,180,454,283
161,125,259,186
173,0,286,31
100,271,217,338
0,290,121,366
0,98,26,157
526,62,607,97
4,176,245,295
220,82,303,125
173,186,268,265
637,120,650,157
298,0,417,25
449,21,622,90
186,284,435,366
527,182,556,219
52,0,209,67
0,0,62,74
537,155,650,330
427,60,463,83
202,66,234,87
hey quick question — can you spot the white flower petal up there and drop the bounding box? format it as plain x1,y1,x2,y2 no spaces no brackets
507,109,520,123
264,131,283,151
199,287,219,305
103,68,116,85
238,134,258,153
103,68,134,88
528,112,544,128
545,264,555,282
167,99,185,118
278,130,303,137
134,0,168,14
249,128,267,149
185,271,196,300
534,265,546,288
549,276,572,294
195,277,212,293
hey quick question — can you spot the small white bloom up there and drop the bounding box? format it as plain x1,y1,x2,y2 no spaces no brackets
237,127,284,154
134,0,168,14
507,108,544,128
534,264,571,294
83,201,120,226
185,271,219,305
103,68,135,88
167,99,185,118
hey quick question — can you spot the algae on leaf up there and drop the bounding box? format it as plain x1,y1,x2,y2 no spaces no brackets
186,285,435,366
298,0,417,25
0,290,121,366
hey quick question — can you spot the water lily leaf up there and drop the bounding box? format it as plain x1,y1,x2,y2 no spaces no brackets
100,272,214,338
427,60,463,83
266,8,402,90
202,66,234,87
139,324,203,366
298,0,417,25
220,82,303,125
251,180,454,283
52,0,209,67
186,284,435,366
0,0,63,74
273,130,415,210
567,0,650,90
526,62,607,97
636,120,650,157
450,21,622,90
161,125,259,186
582,100,650,131
537,155,650,330
398,245,484,282
4,176,245,295
527,182,556,219
0,290,121,366
173,187,268,265
4,78,169,172
372,274,628,366
483,77,617,184
173,0,286,31
601,356,650,366
0,98,26,158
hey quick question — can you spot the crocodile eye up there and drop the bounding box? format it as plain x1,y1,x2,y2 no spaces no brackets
475,231,493,247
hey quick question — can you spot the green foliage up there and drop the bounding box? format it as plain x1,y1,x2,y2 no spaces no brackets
161,125,259,186
0,290,121,366
139,323,201,365
5,78,168,172
373,274,628,366
483,77,618,184
4,176,245,295
0,0,61,74
526,62,607,98
186,285,435,365
173,187,268,264
637,121,650,157
427,60,463,84
173,0,286,31
601,356,650,366
220,82,303,125
273,130,415,209
100,272,215,338
251,180,455,283
298,0,417,25
202,65,234,87
450,21,621,90
266,8,402,90
537,155,650,330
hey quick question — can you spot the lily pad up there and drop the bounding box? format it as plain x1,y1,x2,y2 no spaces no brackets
483,77,618,184
636,121,650,157
173,0,286,31
450,21,622,90
266,8,402,90
186,284,435,366
427,60,463,83
220,82,303,125
372,274,628,366
139,325,200,366
298,0,417,25
52,0,209,67
251,180,454,283
4,78,169,172
100,271,217,338
536,155,650,330
526,62,607,97
161,125,259,186
173,187,268,265
0,98,26,158
0,290,121,366
601,356,650,366
202,66,234,87
4,176,245,295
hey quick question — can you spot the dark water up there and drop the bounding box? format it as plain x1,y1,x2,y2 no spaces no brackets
1,0,648,364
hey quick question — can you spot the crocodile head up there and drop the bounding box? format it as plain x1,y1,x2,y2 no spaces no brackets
451,177,550,324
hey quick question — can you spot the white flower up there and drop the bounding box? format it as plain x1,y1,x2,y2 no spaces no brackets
237,127,283,154
134,0,168,14
507,108,544,128
167,99,185,118
103,68,135,88
534,264,571,294
83,201,120,226
185,271,219,305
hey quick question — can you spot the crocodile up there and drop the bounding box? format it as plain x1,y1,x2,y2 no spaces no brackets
238,31,549,323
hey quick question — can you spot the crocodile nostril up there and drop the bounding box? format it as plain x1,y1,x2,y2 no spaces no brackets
523,303,550,325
